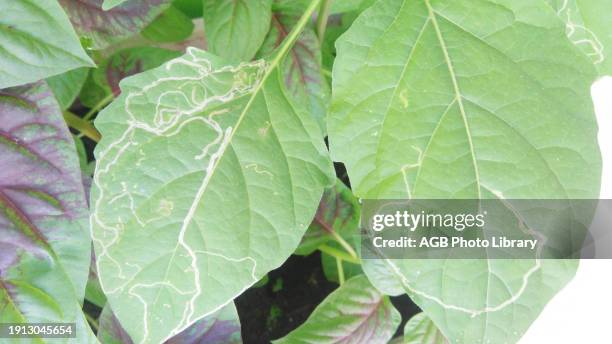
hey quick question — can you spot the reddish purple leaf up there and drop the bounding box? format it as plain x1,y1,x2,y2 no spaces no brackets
59,0,172,49
296,180,359,255
257,12,330,132
273,275,400,343
98,302,242,343
0,81,91,331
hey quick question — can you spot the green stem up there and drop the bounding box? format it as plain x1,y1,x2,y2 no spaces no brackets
330,230,358,260
83,93,114,121
64,111,101,142
319,244,360,265
270,0,322,69
84,312,99,332
316,0,333,43
336,257,345,285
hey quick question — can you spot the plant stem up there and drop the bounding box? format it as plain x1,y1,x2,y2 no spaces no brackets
84,312,99,332
270,0,322,69
319,244,360,265
330,230,358,260
336,257,345,285
316,0,333,43
64,111,101,142
83,93,114,121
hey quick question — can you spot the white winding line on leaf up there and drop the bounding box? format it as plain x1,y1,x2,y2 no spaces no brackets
374,1,550,319
91,48,265,343
557,0,604,64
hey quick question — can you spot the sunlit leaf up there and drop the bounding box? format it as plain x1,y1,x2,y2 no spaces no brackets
328,0,602,342
546,0,612,76
91,47,333,343
0,0,94,89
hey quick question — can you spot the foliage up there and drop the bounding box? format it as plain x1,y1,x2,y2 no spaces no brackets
0,0,607,343
328,0,601,342
273,275,401,343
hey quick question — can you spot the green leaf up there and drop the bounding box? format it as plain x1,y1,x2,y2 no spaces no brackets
79,71,109,109
258,12,330,133
320,252,362,284
0,81,93,343
59,0,172,49
273,275,401,343
0,0,94,89
98,302,242,343
546,0,612,76
174,0,203,18
73,135,91,175
141,5,194,43
47,68,90,110
328,0,601,342
320,12,358,72
85,254,107,308
295,179,359,255
203,0,273,62
252,274,269,288
401,313,448,344
90,44,332,342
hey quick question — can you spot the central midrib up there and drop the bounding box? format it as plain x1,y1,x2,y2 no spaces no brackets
424,0,482,199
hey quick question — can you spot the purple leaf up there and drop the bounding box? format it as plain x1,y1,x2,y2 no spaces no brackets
59,0,172,49
98,302,242,343
273,275,400,344
0,81,91,328
257,12,330,132
98,47,181,97
296,179,359,255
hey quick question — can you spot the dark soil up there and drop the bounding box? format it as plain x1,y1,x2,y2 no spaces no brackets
235,252,421,343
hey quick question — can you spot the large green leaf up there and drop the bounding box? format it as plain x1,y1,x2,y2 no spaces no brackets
546,0,612,76
203,0,273,62
0,81,94,343
257,12,330,133
0,0,94,89
328,0,601,343
59,0,171,49
91,42,332,342
98,302,242,343
273,275,401,343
